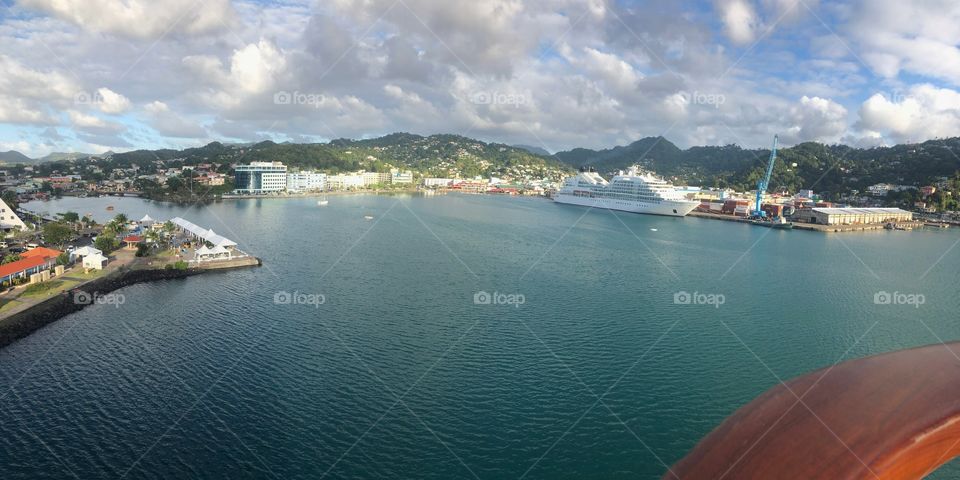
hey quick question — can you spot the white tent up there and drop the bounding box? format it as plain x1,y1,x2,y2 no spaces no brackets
82,252,108,270
195,244,232,262
140,214,155,224
171,217,238,249
70,245,103,262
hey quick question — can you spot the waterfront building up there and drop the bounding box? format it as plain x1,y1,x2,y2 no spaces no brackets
391,169,414,184
362,172,392,186
195,245,233,262
327,174,364,190
286,172,327,193
424,178,455,187
233,162,287,194
290,172,326,192
0,198,25,234
195,173,226,186
0,247,61,284
803,207,913,225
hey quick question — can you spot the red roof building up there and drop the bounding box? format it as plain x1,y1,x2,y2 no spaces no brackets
0,256,53,283
21,247,62,261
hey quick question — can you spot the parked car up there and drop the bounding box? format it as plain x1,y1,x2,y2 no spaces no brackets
26,242,39,249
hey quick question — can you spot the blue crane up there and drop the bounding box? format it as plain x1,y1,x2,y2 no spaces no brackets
754,134,778,218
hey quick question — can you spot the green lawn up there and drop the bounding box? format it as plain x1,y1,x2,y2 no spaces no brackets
71,268,107,279
0,298,18,313
21,280,64,297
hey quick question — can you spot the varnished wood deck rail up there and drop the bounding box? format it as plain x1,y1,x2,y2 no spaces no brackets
665,342,960,479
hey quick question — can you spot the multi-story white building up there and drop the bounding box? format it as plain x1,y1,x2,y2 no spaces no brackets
234,162,287,194
286,172,327,193
391,169,414,184
362,172,392,186
423,178,455,187
327,174,364,190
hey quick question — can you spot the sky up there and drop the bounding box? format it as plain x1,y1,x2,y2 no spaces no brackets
1,0,960,157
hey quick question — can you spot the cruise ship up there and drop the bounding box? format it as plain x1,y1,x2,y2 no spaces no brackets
554,166,699,217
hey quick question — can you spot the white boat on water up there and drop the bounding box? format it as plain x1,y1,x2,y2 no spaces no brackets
553,166,699,217
318,199,329,206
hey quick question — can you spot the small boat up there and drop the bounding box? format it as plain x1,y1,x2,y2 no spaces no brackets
364,215,374,220
106,205,115,211
318,200,329,206
650,228,658,232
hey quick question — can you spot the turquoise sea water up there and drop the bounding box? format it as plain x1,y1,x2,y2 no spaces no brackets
3,194,960,479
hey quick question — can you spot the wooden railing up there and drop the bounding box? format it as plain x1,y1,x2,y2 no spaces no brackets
665,342,960,479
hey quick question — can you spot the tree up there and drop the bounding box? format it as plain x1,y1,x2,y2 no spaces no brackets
94,232,119,253
61,211,80,223
56,252,70,265
166,177,184,191
113,213,128,225
2,254,20,264
1,190,18,210
42,222,73,248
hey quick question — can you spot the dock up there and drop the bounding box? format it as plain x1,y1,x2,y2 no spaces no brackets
688,211,932,233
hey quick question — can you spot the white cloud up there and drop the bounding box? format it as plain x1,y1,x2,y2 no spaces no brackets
857,84,960,144
848,0,960,85
784,96,848,143
0,0,959,154
0,56,76,100
95,87,131,114
717,0,761,45
18,0,237,39
144,101,207,138
67,110,125,135
184,39,288,109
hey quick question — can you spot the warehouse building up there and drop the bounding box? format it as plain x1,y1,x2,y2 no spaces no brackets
803,208,913,225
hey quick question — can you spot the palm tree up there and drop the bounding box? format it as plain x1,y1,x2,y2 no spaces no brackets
113,213,128,225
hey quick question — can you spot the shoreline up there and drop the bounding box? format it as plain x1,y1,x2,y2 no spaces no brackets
219,188,423,201
0,257,260,349
687,210,932,233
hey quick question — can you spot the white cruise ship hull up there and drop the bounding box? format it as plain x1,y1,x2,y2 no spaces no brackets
553,193,699,217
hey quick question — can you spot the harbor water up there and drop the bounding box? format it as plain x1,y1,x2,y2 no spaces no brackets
4,194,960,479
